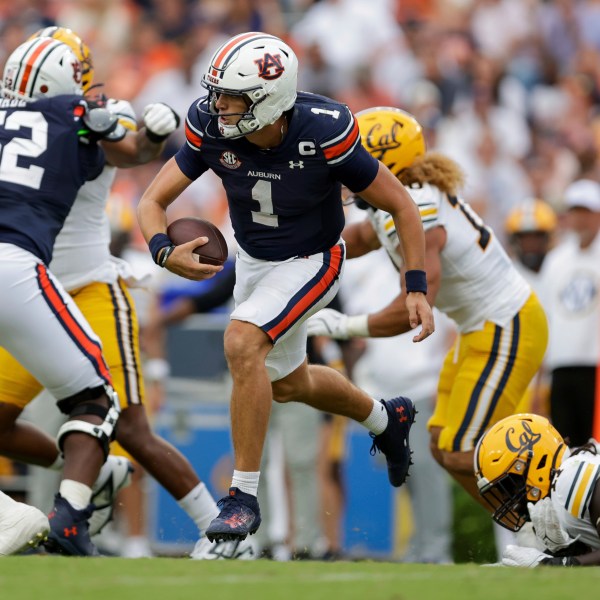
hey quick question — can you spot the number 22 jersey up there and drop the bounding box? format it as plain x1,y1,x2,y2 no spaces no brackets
175,92,379,262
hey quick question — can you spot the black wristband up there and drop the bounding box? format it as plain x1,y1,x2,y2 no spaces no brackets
158,244,176,268
405,269,427,294
149,233,173,264
540,555,581,567
145,129,170,144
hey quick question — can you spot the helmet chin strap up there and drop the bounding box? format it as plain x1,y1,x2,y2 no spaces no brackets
218,121,243,138
218,113,262,138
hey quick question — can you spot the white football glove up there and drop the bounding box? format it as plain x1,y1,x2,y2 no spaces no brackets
528,498,580,553
501,545,554,568
306,309,369,340
307,309,349,339
142,102,180,141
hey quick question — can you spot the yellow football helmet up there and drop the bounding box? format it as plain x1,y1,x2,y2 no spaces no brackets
505,198,557,235
29,26,94,92
474,413,567,532
356,107,426,176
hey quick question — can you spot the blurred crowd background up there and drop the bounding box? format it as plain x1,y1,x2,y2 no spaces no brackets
1,0,599,563
1,0,599,246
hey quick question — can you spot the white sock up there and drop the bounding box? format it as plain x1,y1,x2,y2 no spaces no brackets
361,399,389,435
49,454,64,471
177,482,219,533
59,479,92,510
231,470,260,497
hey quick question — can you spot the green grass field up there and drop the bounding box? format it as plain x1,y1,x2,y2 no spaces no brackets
1,557,599,600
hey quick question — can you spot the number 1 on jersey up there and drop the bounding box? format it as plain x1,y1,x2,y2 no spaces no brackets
251,180,279,227
447,195,491,250
310,108,340,119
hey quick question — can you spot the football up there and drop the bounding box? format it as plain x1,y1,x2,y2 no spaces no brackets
166,217,228,266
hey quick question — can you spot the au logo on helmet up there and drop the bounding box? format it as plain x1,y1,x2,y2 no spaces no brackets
200,32,298,139
254,53,284,80
71,61,82,85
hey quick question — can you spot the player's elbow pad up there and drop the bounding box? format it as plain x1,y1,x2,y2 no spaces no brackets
82,107,125,142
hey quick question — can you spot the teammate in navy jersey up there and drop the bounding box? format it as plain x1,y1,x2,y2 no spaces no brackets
0,92,105,264
137,32,435,541
0,37,122,556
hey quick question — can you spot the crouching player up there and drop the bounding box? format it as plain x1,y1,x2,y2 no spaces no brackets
475,413,600,566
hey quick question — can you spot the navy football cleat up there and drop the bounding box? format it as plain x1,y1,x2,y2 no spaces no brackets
370,396,416,487
45,493,100,556
205,487,262,542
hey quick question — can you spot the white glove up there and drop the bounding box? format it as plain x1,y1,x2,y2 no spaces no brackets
528,498,580,553
502,545,553,568
307,309,349,339
142,103,180,141
306,309,369,340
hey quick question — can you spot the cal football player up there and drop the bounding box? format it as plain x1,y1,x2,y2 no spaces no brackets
307,107,548,510
504,198,557,417
505,198,557,293
475,413,600,566
137,32,434,541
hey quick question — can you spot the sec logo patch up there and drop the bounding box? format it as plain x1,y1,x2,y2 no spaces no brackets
220,151,241,170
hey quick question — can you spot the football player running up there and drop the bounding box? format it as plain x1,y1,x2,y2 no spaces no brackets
0,28,251,559
0,37,122,556
307,108,548,509
475,413,600,566
137,32,434,542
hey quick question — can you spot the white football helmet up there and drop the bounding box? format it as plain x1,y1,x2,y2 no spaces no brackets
2,38,82,103
201,32,298,138
29,26,94,93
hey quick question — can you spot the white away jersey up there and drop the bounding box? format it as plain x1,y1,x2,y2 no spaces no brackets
552,450,600,550
50,100,137,291
367,182,531,332
366,207,403,271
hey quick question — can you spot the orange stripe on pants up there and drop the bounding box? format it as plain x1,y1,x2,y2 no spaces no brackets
37,264,112,384
267,245,343,341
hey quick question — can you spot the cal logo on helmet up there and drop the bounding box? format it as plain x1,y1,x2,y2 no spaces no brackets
474,413,567,532
356,107,426,176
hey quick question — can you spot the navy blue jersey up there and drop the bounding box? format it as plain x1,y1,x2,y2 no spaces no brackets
175,91,379,261
0,95,104,264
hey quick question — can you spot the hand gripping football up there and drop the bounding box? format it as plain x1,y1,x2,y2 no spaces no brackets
166,217,228,266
